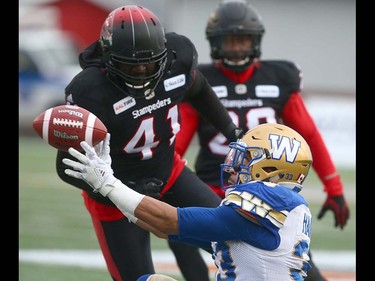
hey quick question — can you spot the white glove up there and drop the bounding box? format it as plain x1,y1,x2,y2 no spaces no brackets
94,133,112,166
63,133,144,218
63,133,118,196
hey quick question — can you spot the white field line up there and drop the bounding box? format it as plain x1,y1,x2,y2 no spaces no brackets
19,249,355,272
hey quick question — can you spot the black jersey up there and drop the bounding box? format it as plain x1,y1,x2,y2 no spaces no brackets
195,60,301,185
56,32,235,204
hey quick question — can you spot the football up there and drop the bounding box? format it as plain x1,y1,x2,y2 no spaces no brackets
33,105,108,152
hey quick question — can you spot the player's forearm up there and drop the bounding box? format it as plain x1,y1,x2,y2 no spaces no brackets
135,196,179,235
105,180,179,235
135,218,169,239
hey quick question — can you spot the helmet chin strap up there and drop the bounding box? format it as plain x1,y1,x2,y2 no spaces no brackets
125,81,151,89
223,57,250,66
221,56,253,72
124,81,155,99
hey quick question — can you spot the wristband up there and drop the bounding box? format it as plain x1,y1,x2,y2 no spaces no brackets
105,180,145,216
124,212,138,223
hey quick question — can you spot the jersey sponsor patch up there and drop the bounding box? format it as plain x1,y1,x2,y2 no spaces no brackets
163,74,186,91
212,85,228,98
113,96,136,115
255,85,280,98
235,84,247,95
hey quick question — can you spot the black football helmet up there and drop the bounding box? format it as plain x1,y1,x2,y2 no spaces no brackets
100,6,167,99
206,0,265,72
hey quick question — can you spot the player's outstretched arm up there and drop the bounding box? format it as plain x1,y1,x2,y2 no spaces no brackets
62,136,179,236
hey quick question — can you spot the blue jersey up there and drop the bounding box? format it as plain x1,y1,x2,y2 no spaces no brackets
170,181,312,281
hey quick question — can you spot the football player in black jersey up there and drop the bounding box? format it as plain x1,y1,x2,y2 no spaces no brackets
176,1,350,281
55,5,243,281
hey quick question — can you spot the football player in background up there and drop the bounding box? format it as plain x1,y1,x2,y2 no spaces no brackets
55,5,243,281
175,1,350,280
63,123,314,281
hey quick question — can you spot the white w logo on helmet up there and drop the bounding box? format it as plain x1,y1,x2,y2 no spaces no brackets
269,134,301,163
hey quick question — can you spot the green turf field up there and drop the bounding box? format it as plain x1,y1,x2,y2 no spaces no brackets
19,136,356,281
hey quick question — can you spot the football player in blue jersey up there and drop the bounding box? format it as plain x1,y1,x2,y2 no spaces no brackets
55,5,243,281
62,123,313,281
176,1,350,280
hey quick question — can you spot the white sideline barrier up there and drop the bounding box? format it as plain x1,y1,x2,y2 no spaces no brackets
304,95,355,169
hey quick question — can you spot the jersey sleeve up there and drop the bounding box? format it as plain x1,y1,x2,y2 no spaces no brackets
176,205,280,250
167,235,212,252
269,60,303,93
281,92,344,196
186,70,237,141
165,32,198,88
175,102,199,157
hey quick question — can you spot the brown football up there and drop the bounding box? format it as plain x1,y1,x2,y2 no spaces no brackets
33,105,107,152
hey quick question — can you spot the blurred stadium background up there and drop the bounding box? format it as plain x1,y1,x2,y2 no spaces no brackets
19,0,355,280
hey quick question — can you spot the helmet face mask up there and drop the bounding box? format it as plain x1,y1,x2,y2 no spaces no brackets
206,0,265,72
100,6,167,99
221,141,268,184
221,123,313,193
